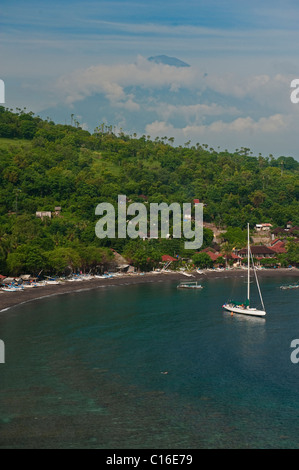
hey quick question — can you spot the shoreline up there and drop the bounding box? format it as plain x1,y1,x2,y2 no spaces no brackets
0,268,298,313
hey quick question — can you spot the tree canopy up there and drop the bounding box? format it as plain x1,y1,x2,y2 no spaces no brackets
0,106,298,274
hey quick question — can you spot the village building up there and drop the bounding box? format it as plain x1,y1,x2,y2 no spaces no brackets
36,206,63,220
161,254,177,263
255,223,273,232
238,245,276,259
199,247,221,262
54,206,62,216
36,211,52,220
270,239,287,254
271,224,299,240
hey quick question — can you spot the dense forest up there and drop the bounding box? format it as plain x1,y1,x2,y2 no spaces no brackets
0,106,298,275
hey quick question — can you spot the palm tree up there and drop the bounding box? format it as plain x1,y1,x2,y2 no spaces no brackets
221,241,234,268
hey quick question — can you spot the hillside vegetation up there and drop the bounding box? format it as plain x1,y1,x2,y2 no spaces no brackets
0,107,298,274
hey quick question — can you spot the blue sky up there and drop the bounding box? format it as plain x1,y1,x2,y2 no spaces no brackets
2,0,299,158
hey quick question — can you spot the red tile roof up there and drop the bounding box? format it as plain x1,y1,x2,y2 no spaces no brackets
270,241,287,254
228,253,241,260
200,247,216,253
162,254,177,262
239,245,276,255
201,251,220,261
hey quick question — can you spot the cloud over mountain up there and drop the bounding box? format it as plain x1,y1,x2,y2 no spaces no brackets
46,54,298,157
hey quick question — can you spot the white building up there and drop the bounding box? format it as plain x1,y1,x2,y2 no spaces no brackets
255,223,273,232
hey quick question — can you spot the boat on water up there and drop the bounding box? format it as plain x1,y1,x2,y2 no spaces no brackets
177,281,203,289
280,284,299,290
222,224,267,318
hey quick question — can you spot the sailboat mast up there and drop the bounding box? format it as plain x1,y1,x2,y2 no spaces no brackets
247,223,250,304
250,250,266,312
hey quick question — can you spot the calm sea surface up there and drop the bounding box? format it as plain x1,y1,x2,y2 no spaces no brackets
0,274,299,449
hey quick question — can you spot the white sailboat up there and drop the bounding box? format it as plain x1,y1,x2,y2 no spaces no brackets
223,224,266,317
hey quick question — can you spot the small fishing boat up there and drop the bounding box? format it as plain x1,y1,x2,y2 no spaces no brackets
2,285,24,292
177,281,203,289
280,284,299,290
22,282,39,288
45,280,62,285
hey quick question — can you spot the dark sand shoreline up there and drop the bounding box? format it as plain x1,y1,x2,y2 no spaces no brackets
0,268,298,313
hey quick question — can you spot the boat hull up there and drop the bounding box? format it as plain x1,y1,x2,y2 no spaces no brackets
177,285,203,289
223,304,266,317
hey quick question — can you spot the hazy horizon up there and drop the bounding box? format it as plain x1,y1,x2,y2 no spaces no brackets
2,0,299,159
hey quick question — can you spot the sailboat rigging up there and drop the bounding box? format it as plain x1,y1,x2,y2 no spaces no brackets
222,224,267,317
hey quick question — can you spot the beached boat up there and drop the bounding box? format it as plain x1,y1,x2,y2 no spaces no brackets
21,280,39,288
2,285,24,292
222,224,266,317
177,281,203,289
66,277,83,282
196,269,205,275
43,276,63,285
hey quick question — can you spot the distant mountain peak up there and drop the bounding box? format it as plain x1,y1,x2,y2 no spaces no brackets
147,55,190,68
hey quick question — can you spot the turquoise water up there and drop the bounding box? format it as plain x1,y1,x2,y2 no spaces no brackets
0,275,299,449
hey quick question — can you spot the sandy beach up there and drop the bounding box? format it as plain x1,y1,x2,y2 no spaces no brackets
0,268,298,313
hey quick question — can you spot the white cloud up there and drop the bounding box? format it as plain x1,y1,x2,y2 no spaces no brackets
145,114,289,139
55,56,199,112
151,102,240,123
56,57,294,114
145,113,296,155
50,56,299,158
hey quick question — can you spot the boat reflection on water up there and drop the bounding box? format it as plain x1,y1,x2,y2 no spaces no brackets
223,309,266,325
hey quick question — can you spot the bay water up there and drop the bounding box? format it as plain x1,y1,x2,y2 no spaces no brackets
0,274,299,449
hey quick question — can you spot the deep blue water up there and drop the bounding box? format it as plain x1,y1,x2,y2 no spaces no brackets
0,275,299,449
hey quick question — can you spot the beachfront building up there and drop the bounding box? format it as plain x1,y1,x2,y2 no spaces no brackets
238,245,276,259
226,252,241,267
161,254,177,269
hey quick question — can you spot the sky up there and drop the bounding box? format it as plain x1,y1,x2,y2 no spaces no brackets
1,0,299,158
